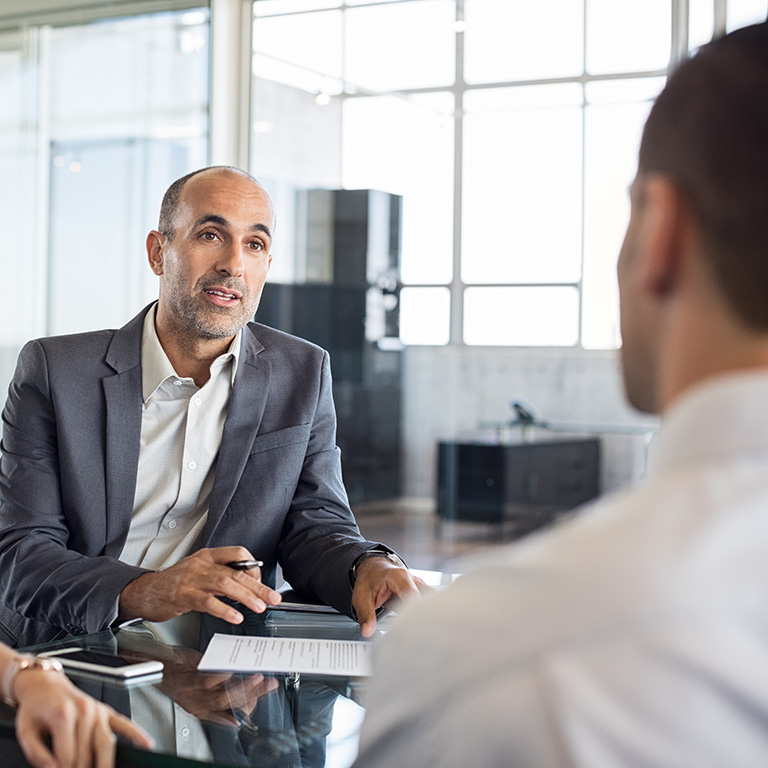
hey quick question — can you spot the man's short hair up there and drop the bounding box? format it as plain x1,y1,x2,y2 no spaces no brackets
639,21,768,329
157,165,261,241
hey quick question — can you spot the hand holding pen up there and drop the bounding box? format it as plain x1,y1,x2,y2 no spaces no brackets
118,547,282,626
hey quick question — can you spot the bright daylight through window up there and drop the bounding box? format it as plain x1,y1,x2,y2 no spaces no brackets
250,0,766,349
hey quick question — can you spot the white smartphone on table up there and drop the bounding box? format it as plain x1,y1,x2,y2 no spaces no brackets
39,648,164,679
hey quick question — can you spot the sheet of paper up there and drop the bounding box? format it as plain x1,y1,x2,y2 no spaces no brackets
198,633,374,677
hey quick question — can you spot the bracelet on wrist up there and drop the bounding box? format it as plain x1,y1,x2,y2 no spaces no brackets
1,654,64,708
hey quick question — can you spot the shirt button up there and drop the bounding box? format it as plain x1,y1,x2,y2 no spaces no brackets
187,460,197,471
194,397,202,406
168,519,177,530
173,380,183,387
180,726,190,739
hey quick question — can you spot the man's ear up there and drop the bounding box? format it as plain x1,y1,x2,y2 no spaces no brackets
146,231,165,276
638,175,691,297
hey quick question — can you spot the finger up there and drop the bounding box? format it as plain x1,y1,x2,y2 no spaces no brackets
108,712,155,750
353,594,378,638
194,672,239,690
203,684,244,712
206,546,258,565
359,614,378,638
389,573,423,602
251,675,280,699
73,704,96,768
224,674,276,710
226,566,282,603
414,576,434,594
15,718,59,768
48,709,78,768
197,675,264,712
93,719,118,768
199,593,245,624
210,569,282,614
222,672,266,690
202,711,240,727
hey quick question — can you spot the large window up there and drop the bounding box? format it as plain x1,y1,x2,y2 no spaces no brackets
251,0,768,349
1,0,766,380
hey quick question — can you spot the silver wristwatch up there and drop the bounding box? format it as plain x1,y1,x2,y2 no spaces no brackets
350,549,407,585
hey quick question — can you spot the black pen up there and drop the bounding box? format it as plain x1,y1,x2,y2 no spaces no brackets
226,559,263,571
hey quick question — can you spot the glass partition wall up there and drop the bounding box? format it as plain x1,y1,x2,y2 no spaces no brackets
0,2,209,396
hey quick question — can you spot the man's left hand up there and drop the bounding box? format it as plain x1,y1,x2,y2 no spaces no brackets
352,558,430,638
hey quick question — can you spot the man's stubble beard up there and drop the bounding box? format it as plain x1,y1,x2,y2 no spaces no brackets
166,277,260,341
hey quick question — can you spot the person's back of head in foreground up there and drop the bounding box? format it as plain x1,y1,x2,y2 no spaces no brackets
620,20,768,416
353,20,768,768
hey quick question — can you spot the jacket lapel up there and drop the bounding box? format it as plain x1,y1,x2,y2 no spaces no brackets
102,306,149,556
204,324,271,541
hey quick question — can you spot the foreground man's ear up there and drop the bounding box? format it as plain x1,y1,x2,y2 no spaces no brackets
637,174,693,299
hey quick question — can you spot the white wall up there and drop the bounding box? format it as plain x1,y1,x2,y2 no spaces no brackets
401,345,658,502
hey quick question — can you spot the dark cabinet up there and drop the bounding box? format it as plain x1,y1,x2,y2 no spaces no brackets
256,189,402,505
437,439,601,535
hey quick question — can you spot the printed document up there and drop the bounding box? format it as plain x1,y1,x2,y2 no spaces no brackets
198,633,374,677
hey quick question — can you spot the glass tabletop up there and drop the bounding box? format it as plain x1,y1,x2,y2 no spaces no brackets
2,606,391,768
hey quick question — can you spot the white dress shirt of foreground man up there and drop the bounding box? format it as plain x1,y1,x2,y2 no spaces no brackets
0,164,424,649
355,21,768,768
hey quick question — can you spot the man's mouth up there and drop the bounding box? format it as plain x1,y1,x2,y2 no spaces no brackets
203,288,241,302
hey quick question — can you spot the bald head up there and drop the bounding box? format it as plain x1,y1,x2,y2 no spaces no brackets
158,166,271,242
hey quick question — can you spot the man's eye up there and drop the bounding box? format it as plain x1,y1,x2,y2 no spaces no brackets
249,241,264,251
201,231,218,241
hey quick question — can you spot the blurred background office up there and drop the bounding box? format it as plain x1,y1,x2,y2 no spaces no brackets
1,0,766,567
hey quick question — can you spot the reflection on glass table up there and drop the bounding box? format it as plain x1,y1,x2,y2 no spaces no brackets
0,606,388,768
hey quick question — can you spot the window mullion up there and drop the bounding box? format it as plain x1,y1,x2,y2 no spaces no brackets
452,0,465,346
210,0,252,167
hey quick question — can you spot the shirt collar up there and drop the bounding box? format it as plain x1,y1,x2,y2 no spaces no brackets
650,368,768,477
141,303,242,402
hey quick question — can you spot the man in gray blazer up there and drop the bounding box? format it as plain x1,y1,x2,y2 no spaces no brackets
0,165,421,648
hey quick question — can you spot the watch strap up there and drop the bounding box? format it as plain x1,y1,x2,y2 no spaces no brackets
350,547,407,586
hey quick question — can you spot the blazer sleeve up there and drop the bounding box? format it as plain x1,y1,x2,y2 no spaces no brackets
275,350,385,614
0,340,147,638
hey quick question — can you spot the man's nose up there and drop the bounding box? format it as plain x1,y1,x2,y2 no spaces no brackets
216,241,244,277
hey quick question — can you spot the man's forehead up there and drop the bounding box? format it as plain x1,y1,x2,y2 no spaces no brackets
182,170,269,201
178,172,275,229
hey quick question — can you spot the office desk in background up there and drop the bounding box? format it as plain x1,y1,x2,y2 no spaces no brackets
437,438,601,537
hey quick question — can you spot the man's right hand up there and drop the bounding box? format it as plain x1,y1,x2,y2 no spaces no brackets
156,647,279,727
118,547,282,624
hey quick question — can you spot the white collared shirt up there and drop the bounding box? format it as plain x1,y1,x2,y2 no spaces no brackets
118,306,240,757
356,370,768,768
119,304,241,572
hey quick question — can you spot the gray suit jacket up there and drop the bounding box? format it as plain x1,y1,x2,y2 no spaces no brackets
0,304,380,647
